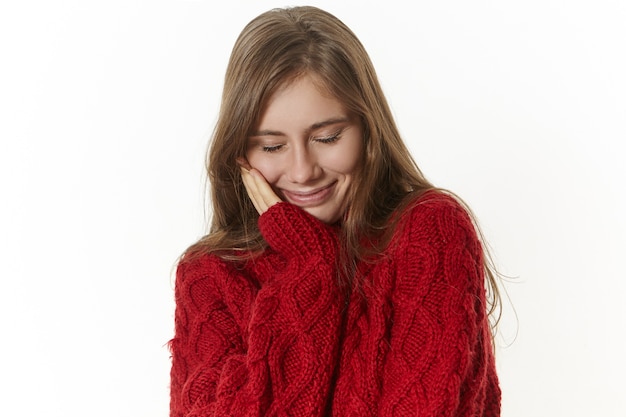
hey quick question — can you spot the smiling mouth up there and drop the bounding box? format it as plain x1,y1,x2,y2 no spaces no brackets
280,182,336,207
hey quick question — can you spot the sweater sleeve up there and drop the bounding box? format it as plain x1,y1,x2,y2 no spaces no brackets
379,195,500,416
169,202,344,417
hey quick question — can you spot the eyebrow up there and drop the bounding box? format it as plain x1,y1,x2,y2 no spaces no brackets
250,116,350,137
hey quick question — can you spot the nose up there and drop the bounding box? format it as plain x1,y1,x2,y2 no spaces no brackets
286,146,322,184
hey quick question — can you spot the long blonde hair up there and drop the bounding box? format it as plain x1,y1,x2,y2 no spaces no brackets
186,6,501,330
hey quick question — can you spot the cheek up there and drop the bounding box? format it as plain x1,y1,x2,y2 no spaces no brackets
246,153,282,184
324,153,359,175
325,138,362,175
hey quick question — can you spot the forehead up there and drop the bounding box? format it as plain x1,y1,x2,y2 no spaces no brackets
257,75,347,129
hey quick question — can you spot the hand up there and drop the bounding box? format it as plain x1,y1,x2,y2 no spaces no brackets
238,158,282,215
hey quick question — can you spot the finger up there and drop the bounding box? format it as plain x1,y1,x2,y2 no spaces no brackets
249,169,281,210
240,167,264,214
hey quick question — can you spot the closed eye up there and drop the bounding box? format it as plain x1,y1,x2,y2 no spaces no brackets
313,131,341,144
262,144,283,153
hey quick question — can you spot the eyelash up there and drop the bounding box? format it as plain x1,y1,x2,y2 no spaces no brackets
261,131,342,153
262,144,283,153
315,132,341,144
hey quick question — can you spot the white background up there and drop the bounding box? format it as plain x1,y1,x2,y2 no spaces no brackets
1,0,625,416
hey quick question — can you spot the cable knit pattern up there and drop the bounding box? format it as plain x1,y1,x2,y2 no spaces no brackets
169,193,500,416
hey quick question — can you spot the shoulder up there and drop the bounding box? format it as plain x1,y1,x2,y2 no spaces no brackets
387,191,486,302
175,248,284,307
175,250,264,309
176,250,234,285
390,190,480,254
174,253,232,310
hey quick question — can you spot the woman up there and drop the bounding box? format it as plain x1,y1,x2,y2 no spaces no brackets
169,6,501,417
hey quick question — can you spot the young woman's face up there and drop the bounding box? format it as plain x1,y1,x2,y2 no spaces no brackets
246,75,363,224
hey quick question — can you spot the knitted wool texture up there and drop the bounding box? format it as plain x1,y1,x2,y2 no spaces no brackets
169,193,501,416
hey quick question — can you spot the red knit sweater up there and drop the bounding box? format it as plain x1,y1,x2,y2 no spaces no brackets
169,192,501,416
